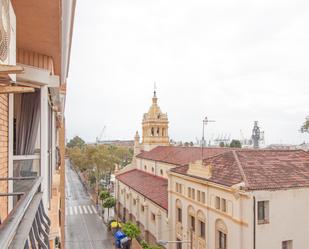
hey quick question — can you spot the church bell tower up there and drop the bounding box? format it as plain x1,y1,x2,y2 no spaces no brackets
141,89,169,151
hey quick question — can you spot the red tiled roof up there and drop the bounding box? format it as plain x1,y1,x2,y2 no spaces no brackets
116,169,168,210
172,150,309,190
137,146,229,166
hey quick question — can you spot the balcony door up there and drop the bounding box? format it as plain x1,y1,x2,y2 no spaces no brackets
12,91,41,205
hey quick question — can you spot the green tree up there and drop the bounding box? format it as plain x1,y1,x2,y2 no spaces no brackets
230,139,242,148
67,136,86,149
219,141,225,147
68,144,133,203
122,222,141,240
103,196,116,218
99,190,110,202
301,116,309,133
67,147,88,171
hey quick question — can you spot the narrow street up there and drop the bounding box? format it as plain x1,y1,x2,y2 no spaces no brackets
65,160,114,249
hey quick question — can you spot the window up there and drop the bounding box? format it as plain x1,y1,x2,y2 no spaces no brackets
199,220,205,238
144,165,147,171
201,192,206,203
221,198,227,212
141,205,145,212
151,212,156,221
215,196,221,209
282,240,293,249
160,169,163,175
133,199,136,205
177,207,182,222
197,190,201,202
152,167,154,173
218,231,227,249
176,183,182,194
258,201,269,224
188,188,195,199
189,215,195,231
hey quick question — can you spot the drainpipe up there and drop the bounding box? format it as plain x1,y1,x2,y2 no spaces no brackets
253,196,256,249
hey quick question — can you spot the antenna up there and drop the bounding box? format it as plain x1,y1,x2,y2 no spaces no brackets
201,116,215,159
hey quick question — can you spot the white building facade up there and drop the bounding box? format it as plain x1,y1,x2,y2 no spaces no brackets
116,92,309,249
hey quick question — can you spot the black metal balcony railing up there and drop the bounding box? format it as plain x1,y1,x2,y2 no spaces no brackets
0,177,51,249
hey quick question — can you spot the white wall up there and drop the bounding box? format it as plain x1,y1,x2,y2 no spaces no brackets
136,158,178,179
253,188,309,249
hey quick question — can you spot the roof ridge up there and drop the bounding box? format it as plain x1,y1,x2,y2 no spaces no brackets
129,168,168,181
200,150,233,163
116,168,137,176
232,150,249,187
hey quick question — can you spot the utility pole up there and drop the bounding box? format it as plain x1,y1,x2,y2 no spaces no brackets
201,116,215,159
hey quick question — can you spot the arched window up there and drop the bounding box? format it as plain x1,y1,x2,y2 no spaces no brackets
160,169,163,175
187,205,195,232
162,128,165,136
152,167,154,173
144,165,147,171
176,199,182,223
215,219,228,249
151,127,154,136
157,127,160,136
197,210,206,239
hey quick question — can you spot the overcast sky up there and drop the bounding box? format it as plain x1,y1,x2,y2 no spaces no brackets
66,0,309,145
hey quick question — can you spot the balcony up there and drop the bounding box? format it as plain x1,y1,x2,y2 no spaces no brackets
0,176,51,249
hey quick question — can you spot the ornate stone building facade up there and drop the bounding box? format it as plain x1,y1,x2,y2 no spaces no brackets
116,92,309,249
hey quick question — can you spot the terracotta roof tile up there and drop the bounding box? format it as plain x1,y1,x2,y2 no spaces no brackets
137,146,229,166
116,169,168,210
237,150,309,190
172,150,309,191
171,151,243,187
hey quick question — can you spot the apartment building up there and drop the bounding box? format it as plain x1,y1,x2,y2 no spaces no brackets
0,1,75,248
116,91,309,249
